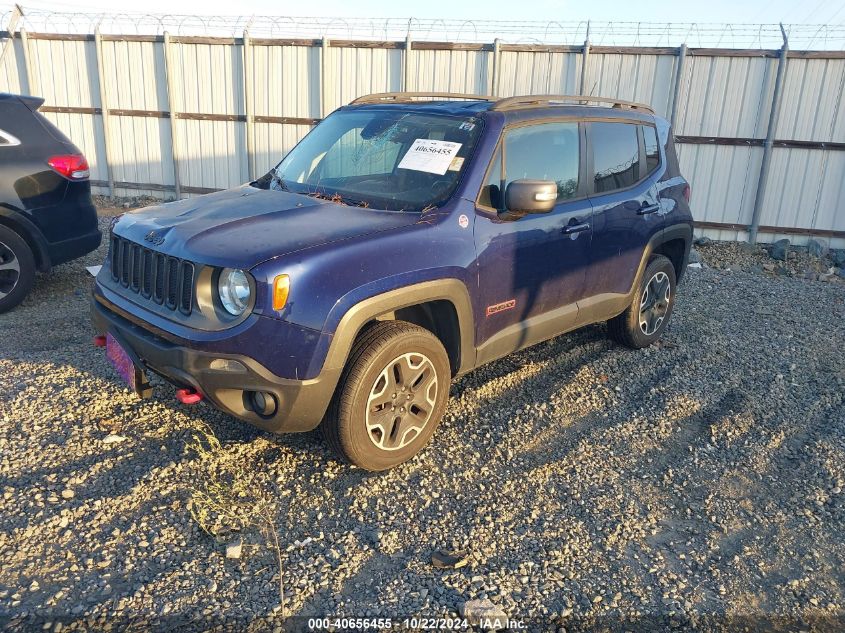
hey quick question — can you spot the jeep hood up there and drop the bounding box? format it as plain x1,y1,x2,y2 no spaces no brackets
112,185,419,269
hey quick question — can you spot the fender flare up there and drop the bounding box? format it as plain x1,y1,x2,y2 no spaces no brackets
630,222,693,294
663,222,693,244
0,207,51,272
657,222,694,282
321,278,476,377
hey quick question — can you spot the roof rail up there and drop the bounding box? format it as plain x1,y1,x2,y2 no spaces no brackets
350,92,497,105
490,94,654,114
349,92,655,114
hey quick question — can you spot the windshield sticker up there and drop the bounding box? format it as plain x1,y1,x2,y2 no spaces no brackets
448,156,465,172
459,121,476,131
398,139,463,175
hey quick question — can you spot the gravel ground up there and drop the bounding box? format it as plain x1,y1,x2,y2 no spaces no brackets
1,215,844,631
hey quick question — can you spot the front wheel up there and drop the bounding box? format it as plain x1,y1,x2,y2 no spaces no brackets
607,254,677,349
322,321,451,471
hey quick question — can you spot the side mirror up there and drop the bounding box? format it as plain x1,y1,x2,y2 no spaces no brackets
505,179,558,214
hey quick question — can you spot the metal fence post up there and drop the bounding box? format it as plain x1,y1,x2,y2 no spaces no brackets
93,27,115,197
320,37,330,117
403,34,412,91
243,29,255,181
579,21,591,95
491,38,501,96
669,43,687,128
18,28,32,94
0,4,23,67
749,25,789,245
162,31,183,199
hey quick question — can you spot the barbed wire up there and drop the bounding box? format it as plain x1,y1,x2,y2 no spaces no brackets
2,6,845,49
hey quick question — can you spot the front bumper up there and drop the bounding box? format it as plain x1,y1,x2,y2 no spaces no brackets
92,296,338,433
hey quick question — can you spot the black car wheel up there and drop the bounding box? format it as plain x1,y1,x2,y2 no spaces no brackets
607,254,677,349
0,225,35,314
322,320,451,471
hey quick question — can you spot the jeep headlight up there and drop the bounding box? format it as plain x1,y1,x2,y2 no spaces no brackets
218,268,251,316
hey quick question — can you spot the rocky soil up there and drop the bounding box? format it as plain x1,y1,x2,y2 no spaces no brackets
1,218,844,631
692,236,845,284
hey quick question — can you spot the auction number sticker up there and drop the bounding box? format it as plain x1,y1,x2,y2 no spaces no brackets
398,139,463,175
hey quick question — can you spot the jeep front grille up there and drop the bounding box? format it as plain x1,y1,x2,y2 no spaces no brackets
110,236,195,315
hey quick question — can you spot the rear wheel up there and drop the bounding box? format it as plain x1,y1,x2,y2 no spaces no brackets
607,254,676,349
0,225,35,314
322,321,451,471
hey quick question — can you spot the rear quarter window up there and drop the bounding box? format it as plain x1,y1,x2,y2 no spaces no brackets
0,128,21,146
642,125,660,174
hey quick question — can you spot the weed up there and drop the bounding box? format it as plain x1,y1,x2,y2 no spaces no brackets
185,422,287,617
307,191,346,205
417,204,439,225
306,190,371,208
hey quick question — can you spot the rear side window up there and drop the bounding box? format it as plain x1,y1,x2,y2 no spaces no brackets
505,122,580,202
591,122,640,193
642,125,660,174
0,128,21,147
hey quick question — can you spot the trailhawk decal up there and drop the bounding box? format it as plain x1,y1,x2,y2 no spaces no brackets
486,299,516,317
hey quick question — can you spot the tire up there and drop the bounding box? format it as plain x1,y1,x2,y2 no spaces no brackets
0,225,36,314
322,320,451,471
607,254,677,349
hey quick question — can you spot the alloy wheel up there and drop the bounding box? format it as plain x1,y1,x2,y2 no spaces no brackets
365,352,438,451
639,271,671,336
0,241,21,300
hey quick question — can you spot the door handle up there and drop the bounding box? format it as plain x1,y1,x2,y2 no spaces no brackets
637,203,660,215
562,222,590,235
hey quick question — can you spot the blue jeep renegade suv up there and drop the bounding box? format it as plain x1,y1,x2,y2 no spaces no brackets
92,92,693,470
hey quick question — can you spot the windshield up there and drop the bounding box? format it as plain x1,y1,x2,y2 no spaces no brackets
265,109,483,212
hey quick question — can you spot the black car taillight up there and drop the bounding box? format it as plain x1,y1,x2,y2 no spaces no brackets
47,154,90,180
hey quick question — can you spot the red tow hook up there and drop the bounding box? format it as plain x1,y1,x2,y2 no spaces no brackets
93,335,107,347
176,388,203,405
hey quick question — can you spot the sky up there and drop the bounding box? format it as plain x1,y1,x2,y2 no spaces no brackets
8,0,845,24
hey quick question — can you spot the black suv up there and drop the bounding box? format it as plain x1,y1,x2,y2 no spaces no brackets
0,92,101,312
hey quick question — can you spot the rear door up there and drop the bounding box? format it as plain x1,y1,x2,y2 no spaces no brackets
582,120,663,302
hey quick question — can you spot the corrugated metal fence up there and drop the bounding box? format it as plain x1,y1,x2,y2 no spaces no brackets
1,30,844,246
